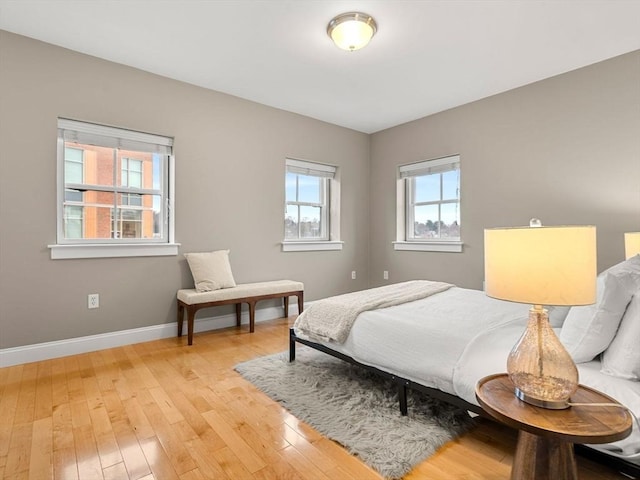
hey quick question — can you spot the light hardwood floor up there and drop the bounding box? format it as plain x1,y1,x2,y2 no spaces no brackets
0,317,632,479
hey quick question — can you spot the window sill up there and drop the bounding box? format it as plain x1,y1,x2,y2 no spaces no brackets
393,241,463,253
282,241,343,252
49,243,181,259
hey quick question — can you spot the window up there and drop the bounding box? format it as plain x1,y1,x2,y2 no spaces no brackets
51,118,178,259
395,155,462,252
283,158,342,251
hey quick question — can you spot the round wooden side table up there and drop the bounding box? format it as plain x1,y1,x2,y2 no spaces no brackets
476,373,632,480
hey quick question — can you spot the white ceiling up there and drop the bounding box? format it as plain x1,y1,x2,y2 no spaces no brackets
1,0,639,133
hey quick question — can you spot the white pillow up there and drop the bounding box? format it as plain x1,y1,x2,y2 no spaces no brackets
184,250,237,292
601,292,640,380
607,254,640,291
546,306,571,328
560,256,640,363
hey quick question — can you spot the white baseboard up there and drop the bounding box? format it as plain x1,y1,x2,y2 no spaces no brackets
0,304,300,368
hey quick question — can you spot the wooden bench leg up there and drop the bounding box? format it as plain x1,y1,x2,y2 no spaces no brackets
187,306,196,346
297,291,304,314
177,302,185,337
235,303,242,327
283,296,289,318
248,301,256,333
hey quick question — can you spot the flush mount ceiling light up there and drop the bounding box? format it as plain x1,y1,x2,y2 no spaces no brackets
327,12,377,51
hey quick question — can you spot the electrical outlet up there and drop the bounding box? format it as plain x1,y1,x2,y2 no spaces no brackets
383,270,389,280
88,293,99,309
351,271,356,280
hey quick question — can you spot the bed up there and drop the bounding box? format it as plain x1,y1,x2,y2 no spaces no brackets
290,256,640,478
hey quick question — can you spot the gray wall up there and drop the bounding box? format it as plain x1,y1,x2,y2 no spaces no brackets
369,50,640,290
1,31,638,350
0,31,370,348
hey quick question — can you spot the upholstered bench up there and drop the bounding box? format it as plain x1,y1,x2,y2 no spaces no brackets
177,280,304,345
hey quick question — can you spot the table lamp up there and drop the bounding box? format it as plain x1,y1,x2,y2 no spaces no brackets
625,232,640,259
484,220,597,409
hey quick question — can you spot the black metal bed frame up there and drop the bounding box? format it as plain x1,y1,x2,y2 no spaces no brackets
289,328,640,479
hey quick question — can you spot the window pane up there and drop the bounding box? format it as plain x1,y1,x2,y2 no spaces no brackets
63,206,83,239
70,205,114,239
113,208,143,239
285,172,297,202
440,203,460,239
65,160,83,184
64,147,83,184
299,205,321,238
285,204,298,239
62,185,163,241
65,190,113,240
65,189,83,202
117,194,160,239
66,142,116,187
412,204,439,238
151,195,164,238
298,175,321,203
121,193,142,206
152,154,162,190
65,147,83,162
442,170,459,201
414,174,440,203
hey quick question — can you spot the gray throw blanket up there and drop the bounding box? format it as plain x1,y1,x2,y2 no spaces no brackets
294,280,453,344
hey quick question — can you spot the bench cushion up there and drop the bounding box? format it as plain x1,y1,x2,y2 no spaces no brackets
177,280,304,305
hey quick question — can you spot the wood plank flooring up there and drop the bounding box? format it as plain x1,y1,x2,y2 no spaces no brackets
0,317,632,479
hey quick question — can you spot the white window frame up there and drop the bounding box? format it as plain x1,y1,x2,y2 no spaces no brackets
394,155,463,253
49,118,179,259
282,158,342,252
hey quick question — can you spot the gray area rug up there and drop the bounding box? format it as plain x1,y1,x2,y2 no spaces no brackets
235,346,473,479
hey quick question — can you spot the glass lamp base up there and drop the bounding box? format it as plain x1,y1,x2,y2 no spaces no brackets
514,387,570,409
507,305,579,410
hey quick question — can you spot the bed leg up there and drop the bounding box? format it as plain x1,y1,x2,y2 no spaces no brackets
289,328,296,362
398,382,408,416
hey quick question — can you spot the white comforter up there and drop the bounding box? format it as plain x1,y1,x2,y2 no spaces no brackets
296,287,531,394
293,280,452,344
294,286,640,463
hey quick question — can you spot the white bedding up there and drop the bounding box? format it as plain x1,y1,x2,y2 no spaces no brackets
297,287,531,393
294,285,640,464
293,280,452,343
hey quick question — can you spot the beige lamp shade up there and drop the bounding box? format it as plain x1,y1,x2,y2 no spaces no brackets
625,232,640,259
484,225,597,306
